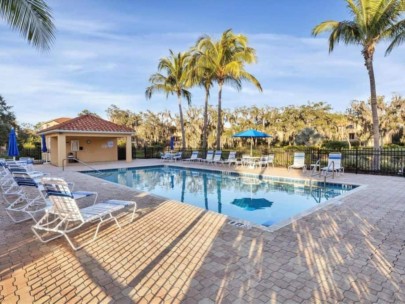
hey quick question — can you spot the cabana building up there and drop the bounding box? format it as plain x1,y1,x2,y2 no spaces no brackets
37,114,134,167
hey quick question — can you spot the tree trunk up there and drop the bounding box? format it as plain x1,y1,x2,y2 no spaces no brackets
202,87,209,150
364,49,381,170
216,82,223,150
364,51,380,149
178,95,186,150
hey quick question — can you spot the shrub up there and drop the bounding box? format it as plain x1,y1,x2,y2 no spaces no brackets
322,140,349,150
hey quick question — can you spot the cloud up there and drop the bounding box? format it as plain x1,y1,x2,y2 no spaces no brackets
0,7,404,125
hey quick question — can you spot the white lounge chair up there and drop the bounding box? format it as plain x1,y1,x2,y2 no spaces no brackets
160,152,173,161
219,151,237,166
288,152,306,172
201,150,214,163
183,151,200,162
5,175,96,223
32,178,137,250
172,152,182,162
321,153,344,177
19,157,34,170
208,151,222,165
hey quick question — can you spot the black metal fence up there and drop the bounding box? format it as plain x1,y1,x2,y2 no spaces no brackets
20,147,42,160
118,146,405,176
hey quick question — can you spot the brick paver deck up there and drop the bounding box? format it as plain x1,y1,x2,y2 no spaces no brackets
1,160,405,303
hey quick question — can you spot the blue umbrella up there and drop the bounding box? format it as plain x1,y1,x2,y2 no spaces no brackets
41,134,48,152
232,129,272,156
231,198,273,211
7,128,19,160
170,136,175,150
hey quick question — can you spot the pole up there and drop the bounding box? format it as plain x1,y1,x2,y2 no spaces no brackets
250,137,253,156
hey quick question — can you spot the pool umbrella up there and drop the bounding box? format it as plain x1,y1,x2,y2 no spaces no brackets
41,134,48,152
232,129,272,156
170,136,175,150
7,128,19,160
231,198,273,211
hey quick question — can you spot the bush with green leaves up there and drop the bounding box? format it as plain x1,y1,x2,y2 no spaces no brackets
322,140,349,150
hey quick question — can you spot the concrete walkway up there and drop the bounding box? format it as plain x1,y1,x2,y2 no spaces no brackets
1,160,405,303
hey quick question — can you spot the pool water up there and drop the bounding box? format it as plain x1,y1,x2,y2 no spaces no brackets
83,166,357,227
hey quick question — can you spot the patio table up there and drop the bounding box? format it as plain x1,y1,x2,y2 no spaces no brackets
241,156,261,168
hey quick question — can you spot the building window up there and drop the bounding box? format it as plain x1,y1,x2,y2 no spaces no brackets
349,133,355,140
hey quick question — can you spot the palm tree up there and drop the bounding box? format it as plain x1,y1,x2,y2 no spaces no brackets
196,29,263,149
146,50,192,149
188,47,216,150
0,0,55,50
312,0,404,150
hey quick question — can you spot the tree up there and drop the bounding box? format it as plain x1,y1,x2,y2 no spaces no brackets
146,50,192,149
188,46,216,150
195,29,262,149
78,109,99,117
295,127,322,146
312,0,405,150
0,0,55,50
0,95,16,147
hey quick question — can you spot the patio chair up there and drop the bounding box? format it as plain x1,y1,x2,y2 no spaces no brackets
172,152,183,162
267,154,275,167
5,177,49,223
235,154,250,167
160,152,173,161
19,157,34,170
321,153,344,177
288,152,306,172
183,151,200,162
201,150,214,163
257,155,269,167
208,151,222,165
32,178,137,250
219,151,237,166
5,175,97,223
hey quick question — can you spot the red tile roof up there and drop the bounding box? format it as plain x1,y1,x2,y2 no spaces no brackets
38,114,133,134
52,117,72,124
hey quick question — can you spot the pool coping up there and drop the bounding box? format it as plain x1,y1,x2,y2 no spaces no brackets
80,164,366,233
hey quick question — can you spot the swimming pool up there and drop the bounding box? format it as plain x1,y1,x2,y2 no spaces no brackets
83,166,357,227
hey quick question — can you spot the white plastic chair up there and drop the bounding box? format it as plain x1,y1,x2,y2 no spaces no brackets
219,151,237,166
321,153,344,177
183,151,200,162
208,151,222,165
288,152,306,172
201,150,214,163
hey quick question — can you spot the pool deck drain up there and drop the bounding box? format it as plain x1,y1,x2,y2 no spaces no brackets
1,159,405,303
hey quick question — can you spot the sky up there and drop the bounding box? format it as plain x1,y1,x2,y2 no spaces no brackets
0,0,404,124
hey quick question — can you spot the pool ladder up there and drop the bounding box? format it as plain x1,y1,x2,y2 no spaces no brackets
308,160,332,190
62,157,107,176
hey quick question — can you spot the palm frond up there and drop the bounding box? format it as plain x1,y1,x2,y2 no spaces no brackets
385,19,405,54
313,20,361,52
0,0,55,50
223,77,242,91
312,20,340,36
239,71,263,92
181,89,192,105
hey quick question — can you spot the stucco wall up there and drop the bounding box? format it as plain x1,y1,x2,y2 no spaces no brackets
50,137,58,166
66,136,118,163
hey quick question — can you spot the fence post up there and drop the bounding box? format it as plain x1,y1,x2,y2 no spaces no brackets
286,151,289,168
355,148,358,174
